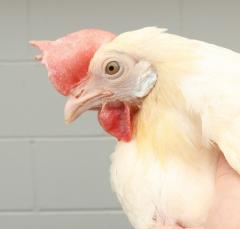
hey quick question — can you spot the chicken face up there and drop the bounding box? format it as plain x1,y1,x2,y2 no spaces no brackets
65,50,157,141
32,29,157,141
65,50,157,140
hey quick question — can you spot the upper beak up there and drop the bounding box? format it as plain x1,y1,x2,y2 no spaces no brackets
64,83,113,124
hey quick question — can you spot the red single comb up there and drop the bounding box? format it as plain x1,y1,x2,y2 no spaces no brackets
31,29,116,96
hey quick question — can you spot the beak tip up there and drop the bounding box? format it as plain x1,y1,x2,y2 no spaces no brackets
64,117,72,124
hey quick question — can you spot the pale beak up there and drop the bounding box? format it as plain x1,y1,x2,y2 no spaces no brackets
64,84,113,124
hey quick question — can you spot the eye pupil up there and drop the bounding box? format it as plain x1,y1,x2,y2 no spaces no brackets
109,65,114,71
105,61,120,75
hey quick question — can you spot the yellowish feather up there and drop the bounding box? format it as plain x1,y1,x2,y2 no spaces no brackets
133,70,204,165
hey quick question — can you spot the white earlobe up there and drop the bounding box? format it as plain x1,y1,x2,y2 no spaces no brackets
133,61,157,98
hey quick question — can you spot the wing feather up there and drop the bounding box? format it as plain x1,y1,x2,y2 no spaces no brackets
182,41,240,173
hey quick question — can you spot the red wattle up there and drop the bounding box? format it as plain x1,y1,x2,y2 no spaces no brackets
98,102,133,142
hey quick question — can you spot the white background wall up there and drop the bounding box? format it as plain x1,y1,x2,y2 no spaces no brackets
0,0,240,228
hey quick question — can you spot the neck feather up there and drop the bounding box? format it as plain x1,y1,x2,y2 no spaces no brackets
132,65,204,164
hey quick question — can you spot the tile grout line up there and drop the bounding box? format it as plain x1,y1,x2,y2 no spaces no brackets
0,209,123,215
179,0,184,35
39,208,122,213
0,60,35,64
29,140,39,213
25,0,30,45
25,0,31,42
26,0,37,214
0,136,112,141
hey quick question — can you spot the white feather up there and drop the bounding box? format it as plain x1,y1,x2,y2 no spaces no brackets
100,27,240,228
181,41,240,172
111,140,218,228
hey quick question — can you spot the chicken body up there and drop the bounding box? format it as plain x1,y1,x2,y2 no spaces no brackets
33,27,240,229
100,28,240,228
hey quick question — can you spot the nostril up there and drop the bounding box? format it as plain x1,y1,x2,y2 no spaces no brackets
70,86,85,99
75,89,84,99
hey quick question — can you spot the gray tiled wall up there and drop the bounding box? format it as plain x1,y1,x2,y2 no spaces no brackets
0,0,240,228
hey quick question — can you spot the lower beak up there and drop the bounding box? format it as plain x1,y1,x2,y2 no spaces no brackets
64,86,113,124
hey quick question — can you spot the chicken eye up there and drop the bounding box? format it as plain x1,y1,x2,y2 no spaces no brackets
105,61,120,75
